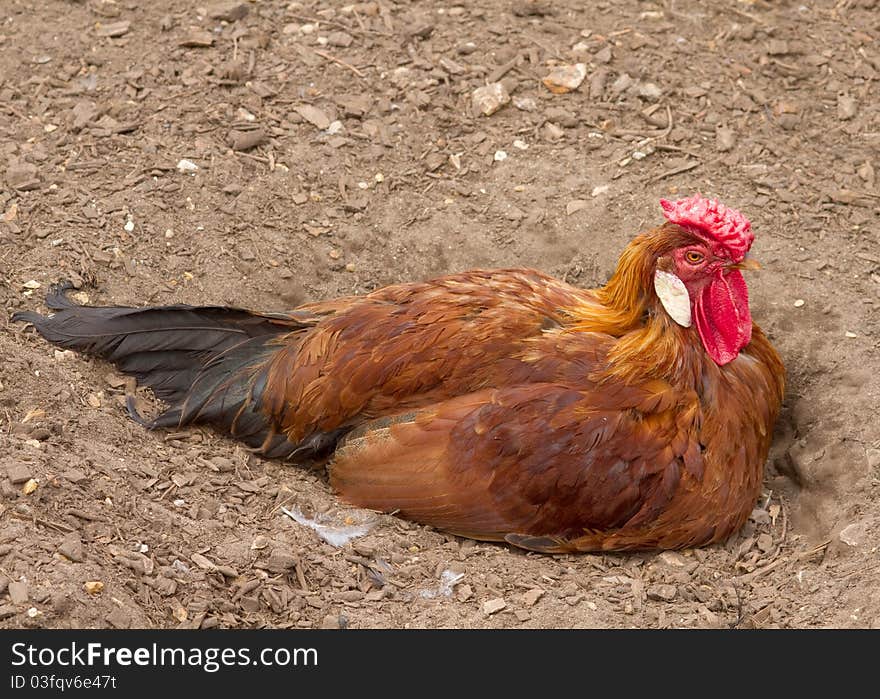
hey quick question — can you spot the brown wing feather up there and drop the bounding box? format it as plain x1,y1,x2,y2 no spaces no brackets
259,269,600,443
329,380,702,547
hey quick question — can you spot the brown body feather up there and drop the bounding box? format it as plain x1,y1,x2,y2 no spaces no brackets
13,222,784,552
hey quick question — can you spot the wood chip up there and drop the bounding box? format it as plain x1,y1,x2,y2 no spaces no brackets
96,21,131,38
6,462,32,485
228,127,268,151
757,533,774,553
566,199,588,216
767,39,789,55
59,532,84,562
208,1,249,22
482,597,507,615
179,30,214,48
327,31,354,48
646,584,677,602
8,581,28,605
521,588,545,607
295,105,331,130
191,552,216,570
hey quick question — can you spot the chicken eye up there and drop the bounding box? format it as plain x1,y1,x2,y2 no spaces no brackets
685,250,705,265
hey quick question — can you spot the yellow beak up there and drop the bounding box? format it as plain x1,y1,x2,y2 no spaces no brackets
732,256,761,272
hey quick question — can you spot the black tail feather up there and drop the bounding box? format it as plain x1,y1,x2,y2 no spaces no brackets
12,282,296,399
13,281,338,460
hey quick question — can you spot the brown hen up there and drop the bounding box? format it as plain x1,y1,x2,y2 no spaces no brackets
12,195,784,552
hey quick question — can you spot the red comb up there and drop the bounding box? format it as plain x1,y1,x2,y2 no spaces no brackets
660,195,753,261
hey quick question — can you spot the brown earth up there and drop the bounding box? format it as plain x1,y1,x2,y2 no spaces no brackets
1,0,879,630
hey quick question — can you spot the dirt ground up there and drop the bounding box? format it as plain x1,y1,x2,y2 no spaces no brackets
1,0,879,630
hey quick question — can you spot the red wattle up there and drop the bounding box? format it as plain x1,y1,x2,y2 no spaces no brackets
693,269,752,365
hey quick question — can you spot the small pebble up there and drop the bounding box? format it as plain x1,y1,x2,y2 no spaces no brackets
84,581,104,595
544,123,564,140
794,299,805,307
172,559,190,574
542,63,587,94
610,72,634,95
837,93,857,121
472,82,510,117
636,81,663,101
176,159,198,173
595,45,612,63
716,126,737,152
839,521,868,547
657,551,687,568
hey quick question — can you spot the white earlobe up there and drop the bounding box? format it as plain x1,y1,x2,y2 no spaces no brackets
654,270,692,327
